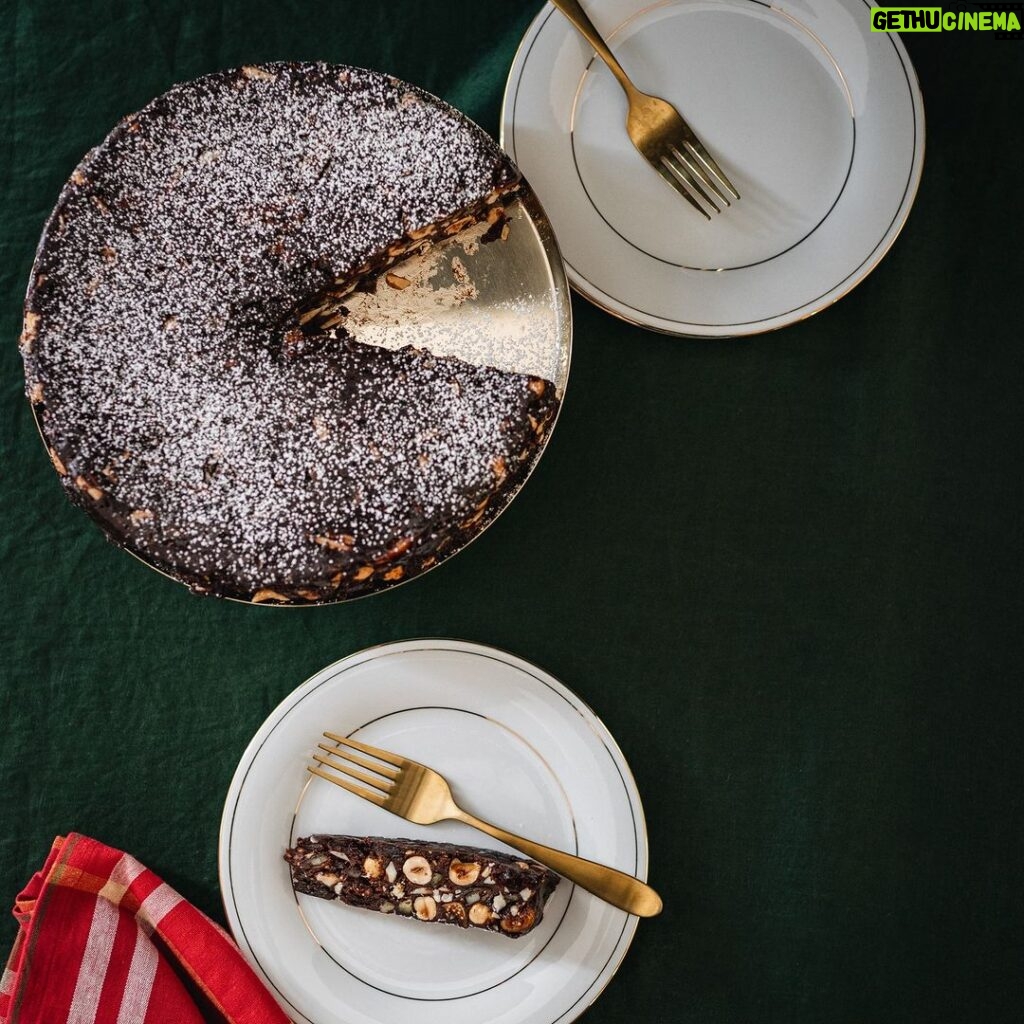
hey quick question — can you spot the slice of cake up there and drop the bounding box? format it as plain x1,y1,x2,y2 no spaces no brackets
20,62,560,603
285,835,560,938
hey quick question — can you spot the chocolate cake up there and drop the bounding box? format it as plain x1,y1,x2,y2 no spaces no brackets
20,62,559,603
285,835,560,938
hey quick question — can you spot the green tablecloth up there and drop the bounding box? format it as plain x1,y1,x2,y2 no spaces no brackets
2,3,1022,1021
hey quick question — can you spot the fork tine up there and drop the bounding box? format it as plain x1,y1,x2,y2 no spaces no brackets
655,160,710,219
312,750,392,794
685,139,740,201
671,143,731,207
307,765,387,806
664,148,721,213
323,730,405,768
317,741,400,781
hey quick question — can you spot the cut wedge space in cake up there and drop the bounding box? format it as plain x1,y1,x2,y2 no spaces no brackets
20,62,563,603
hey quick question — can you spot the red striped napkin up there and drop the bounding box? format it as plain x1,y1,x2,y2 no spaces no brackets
0,834,289,1024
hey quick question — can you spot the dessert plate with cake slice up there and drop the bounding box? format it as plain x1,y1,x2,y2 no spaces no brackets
219,639,649,1024
502,0,925,336
21,63,570,604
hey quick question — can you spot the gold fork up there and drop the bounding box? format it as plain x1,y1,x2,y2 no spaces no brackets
552,0,740,219
308,731,663,917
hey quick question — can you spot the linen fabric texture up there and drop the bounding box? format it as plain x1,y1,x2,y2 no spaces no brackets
0,834,287,1024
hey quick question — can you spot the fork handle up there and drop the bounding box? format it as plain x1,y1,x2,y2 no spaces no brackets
550,0,640,99
454,809,662,917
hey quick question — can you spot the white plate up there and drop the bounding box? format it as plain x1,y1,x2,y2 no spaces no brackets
219,639,648,1024
501,0,925,336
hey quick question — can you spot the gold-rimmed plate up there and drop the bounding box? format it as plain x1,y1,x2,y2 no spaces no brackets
218,639,650,1024
501,0,925,336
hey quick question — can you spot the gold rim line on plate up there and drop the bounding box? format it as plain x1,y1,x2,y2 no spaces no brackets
290,705,579,974
26,187,573,608
219,638,648,1023
499,0,926,338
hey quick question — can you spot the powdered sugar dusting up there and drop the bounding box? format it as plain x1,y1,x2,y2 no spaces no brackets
22,63,558,600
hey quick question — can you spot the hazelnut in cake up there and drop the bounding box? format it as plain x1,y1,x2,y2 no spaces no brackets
285,835,560,938
20,62,561,603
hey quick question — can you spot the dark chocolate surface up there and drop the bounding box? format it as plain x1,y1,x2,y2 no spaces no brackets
21,61,555,602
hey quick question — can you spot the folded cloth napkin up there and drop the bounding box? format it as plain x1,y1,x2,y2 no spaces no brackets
0,834,289,1024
